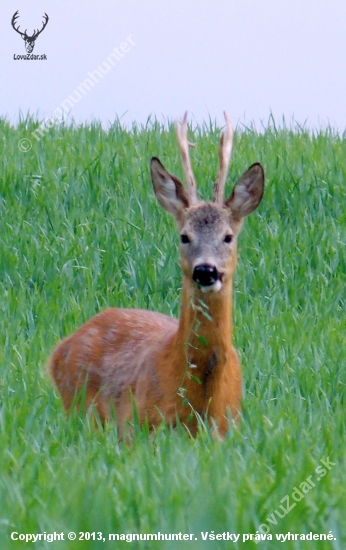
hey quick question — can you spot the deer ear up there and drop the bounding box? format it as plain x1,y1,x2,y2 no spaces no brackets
225,163,264,221
150,157,189,218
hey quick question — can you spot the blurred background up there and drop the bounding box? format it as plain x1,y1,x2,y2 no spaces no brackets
1,0,346,129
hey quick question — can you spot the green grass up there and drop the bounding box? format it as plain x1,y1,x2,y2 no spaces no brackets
0,115,345,549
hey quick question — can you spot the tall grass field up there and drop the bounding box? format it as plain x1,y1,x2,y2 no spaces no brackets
0,116,345,549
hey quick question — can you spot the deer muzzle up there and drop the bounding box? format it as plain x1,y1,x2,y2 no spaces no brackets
192,264,222,289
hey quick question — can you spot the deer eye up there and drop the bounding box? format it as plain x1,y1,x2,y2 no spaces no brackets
224,234,233,244
180,234,190,244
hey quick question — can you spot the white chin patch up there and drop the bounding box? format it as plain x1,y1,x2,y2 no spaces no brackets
199,280,222,293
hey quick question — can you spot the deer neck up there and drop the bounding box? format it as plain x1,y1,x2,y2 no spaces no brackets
175,275,233,376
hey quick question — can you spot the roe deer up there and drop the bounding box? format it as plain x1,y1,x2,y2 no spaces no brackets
49,112,265,437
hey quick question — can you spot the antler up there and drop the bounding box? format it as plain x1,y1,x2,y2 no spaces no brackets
32,13,49,39
175,112,198,205
213,111,234,204
11,11,26,38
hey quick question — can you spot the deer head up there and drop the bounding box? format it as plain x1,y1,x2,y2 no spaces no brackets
150,112,264,294
11,11,49,53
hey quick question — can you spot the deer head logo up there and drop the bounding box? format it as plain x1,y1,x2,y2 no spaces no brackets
11,11,49,53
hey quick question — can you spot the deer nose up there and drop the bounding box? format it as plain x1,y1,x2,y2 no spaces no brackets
192,264,219,287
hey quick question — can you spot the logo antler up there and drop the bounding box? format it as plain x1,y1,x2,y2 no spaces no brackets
11,11,49,54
